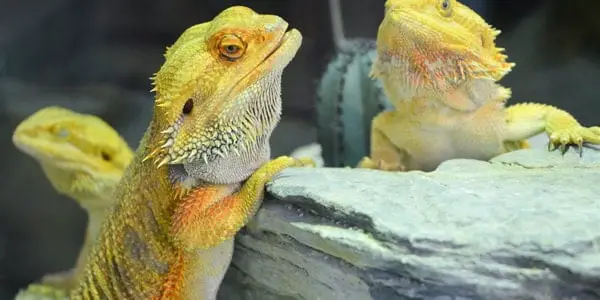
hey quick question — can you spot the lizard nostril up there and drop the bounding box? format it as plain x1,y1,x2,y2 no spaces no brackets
182,99,194,115
101,151,111,161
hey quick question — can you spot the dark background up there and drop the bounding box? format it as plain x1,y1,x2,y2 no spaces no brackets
0,0,598,298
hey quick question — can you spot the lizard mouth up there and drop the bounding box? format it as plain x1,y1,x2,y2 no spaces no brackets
13,133,104,175
225,27,302,94
261,28,302,68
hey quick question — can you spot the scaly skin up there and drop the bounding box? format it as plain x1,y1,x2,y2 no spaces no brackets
12,106,133,299
358,0,600,172
69,6,310,300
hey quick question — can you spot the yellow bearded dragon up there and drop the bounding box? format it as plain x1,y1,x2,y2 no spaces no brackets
12,107,319,300
12,106,134,299
358,0,600,171
58,6,310,300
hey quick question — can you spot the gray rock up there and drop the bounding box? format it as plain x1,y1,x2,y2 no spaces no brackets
220,148,600,300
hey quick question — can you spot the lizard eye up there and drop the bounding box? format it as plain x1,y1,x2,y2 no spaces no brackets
225,45,240,54
56,128,69,138
182,98,194,115
218,34,246,61
50,125,69,138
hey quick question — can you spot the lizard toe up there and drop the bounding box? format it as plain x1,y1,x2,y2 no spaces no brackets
356,157,377,169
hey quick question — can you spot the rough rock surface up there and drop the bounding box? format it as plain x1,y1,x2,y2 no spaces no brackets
219,148,600,300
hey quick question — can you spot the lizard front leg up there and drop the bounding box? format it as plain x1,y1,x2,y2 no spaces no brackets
504,103,600,155
158,156,313,300
171,155,314,250
357,111,408,171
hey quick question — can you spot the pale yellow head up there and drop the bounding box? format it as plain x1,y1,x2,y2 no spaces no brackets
147,6,302,167
13,106,133,202
372,0,514,94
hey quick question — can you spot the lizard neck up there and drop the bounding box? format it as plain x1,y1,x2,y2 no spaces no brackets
39,163,116,207
430,79,511,112
69,124,184,298
373,50,511,112
134,121,178,217
379,72,510,113
39,163,79,199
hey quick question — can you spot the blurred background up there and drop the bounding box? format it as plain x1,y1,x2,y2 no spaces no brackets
0,0,598,298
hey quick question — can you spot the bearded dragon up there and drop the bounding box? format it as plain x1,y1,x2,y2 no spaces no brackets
358,0,600,172
12,106,134,299
61,6,310,300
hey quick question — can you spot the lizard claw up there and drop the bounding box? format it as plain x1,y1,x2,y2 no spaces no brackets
293,156,316,168
268,157,314,182
174,185,193,200
547,126,600,157
357,157,376,169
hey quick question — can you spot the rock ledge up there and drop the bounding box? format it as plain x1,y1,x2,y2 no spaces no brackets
221,149,600,300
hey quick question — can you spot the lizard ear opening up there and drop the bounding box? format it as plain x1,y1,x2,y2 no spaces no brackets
182,99,194,115
101,151,111,161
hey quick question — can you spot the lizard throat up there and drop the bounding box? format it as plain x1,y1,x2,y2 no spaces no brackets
146,70,283,170
373,52,471,96
151,115,248,167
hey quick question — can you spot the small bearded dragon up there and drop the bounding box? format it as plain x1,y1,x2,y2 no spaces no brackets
65,6,310,300
358,0,600,172
12,106,134,299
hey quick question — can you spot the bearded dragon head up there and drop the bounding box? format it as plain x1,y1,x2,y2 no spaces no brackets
145,6,302,174
12,106,133,206
371,0,515,100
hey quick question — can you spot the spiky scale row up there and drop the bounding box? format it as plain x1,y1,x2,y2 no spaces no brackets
145,117,253,168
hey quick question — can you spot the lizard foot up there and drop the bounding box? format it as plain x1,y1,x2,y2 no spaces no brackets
265,155,314,174
268,156,316,181
255,156,315,183
357,156,406,171
291,156,317,168
547,126,600,156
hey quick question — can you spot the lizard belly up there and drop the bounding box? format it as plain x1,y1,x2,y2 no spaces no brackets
445,107,508,164
185,239,234,300
403,128,460,171
389,104,508,171
405,126,506,171
449,127,506,161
